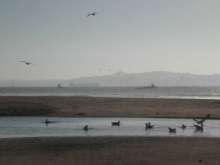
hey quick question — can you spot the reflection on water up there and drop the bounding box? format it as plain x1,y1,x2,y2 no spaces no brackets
0,117,220,138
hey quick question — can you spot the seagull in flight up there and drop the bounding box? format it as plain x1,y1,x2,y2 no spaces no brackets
193,114,210,124
20,60,33,65
87,11,98,17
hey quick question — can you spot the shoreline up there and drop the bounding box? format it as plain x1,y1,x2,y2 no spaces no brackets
1,115,220,120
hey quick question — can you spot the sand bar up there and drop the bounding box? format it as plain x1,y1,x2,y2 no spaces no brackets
0,96,220,118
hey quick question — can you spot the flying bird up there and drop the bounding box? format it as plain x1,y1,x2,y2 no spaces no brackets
193,114,210,124
20,61,33,65
86,12,98,17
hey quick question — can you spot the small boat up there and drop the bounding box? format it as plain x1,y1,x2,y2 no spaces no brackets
136,83,158,89
57,83,63,88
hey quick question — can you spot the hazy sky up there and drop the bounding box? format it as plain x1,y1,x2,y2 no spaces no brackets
1,0,220,80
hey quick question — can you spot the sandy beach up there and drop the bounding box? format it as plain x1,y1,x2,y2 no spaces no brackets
0,136,219,165
0,96,220,118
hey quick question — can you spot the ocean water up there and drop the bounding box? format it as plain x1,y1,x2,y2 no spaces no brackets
0,117,220,138
1,87,220,99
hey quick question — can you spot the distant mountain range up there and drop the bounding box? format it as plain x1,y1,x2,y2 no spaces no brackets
69,71,220,87
2,71,220,87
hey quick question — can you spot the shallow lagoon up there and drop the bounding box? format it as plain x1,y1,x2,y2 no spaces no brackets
0,117,220,138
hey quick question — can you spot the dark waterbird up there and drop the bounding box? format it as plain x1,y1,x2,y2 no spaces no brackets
44,119,55,126
194,124,204,132
193,114,210,131
112,121,120,126
181,124,186,130
193,114,210,125
83,125,89,131
168,127,176,133
145,122,154,129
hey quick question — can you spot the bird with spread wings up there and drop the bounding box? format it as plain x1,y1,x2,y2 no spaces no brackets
86,11,98,17
193,114,210,124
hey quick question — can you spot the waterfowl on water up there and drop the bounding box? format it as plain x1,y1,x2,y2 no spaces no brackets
111,121,120,126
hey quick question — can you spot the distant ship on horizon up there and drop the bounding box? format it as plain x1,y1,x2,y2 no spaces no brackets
57,83,63,88
136,83,158,89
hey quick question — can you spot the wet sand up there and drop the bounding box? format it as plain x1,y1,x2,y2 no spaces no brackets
0,136,220,165
0,96,220,118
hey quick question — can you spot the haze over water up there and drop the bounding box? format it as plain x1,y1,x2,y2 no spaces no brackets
1,86,220,100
